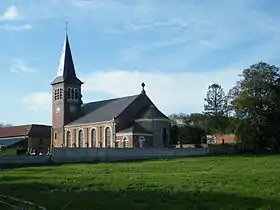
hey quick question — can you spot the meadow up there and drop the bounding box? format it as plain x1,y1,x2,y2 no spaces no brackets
0,155,280,209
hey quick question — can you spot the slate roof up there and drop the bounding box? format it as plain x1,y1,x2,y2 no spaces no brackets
67,95,139,125
0,137,26,148
118,123,151,134
51,35,83,85
136,104,168,119
0,124,51,139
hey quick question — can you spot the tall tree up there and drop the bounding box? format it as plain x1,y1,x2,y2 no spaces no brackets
231,62,280,151
204,83,227,117
204,84,228,134
227,82,241,117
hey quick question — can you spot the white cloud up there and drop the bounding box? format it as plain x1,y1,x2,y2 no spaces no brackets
81,68,241,115
0,24,31,31
0,6,20,21
0,6,32,31
14,0,280,118
120,37,192,62
23,92,51,112
10,59,37,73
22,68,241,116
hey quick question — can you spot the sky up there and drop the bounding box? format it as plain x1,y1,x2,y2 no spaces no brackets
1,0,280,126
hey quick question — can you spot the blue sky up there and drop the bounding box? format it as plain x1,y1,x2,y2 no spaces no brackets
1,0,280,125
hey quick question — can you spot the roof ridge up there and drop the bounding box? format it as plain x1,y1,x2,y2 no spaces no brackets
115,94,141,119
84,94,139,105
136,102,168,119
0,124,51,128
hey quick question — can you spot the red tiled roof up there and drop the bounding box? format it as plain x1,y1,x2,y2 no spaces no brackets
0,124,51,138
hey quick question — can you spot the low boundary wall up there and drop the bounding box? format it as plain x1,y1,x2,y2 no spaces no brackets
52,147,209,163
0,156,51,168
0,148,210,167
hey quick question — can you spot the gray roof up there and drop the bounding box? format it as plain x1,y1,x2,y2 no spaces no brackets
136,104,168,119
51,35,83,85
118,123,151,134
67,95,139,125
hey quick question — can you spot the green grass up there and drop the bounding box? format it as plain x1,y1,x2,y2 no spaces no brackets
0,149,17,156
0,155,280,210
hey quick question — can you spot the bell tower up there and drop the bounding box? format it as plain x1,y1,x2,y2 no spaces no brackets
50,27,83,148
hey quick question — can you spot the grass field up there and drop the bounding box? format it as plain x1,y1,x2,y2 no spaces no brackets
0,149,17,156
0,155,280,210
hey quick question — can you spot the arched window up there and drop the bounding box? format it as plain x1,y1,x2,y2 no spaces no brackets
78,129,84,148
123,137,129,148
91,128,96,148
162,128,167,146
105,127,111,148
59,88,63,100
139,136,145,148
66,131,71,147
74,89,78,100
54,89,59,100
67,88,71,99
115,141,119,148
71,88,75,99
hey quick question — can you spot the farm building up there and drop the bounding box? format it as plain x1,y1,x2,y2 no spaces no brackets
0,124,51,154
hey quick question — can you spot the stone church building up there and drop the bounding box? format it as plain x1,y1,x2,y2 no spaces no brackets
51,34,171,149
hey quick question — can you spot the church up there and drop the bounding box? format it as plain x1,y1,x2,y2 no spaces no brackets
51,34,171,149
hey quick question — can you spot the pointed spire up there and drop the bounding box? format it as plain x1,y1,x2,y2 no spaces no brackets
56,35,72,77
65,20,68,36
51,23,83,85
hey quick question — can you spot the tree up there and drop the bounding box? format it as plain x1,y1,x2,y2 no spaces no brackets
203,84,229,134
169,113,208,145
170,124,179,145
227,82,241,117
231,62,280,151
0,123,12,127
168,113,187,125
204,83,227,117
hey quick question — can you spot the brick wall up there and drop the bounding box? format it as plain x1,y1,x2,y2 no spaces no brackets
215,134,237,144
64,122,115,148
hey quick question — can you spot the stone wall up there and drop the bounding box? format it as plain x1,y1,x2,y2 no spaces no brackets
0,156,50,167
0,148,210,167
52,147,209,162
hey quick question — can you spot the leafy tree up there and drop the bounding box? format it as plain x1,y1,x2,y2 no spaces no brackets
0,123,12,127
170,124,179,145
231,62,280,151
168,113,187,125
169,114,208,145
227,82,241,117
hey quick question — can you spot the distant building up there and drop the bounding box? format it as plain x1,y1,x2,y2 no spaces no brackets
51,34,171,149
207,134,237,144
0,124,51,153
